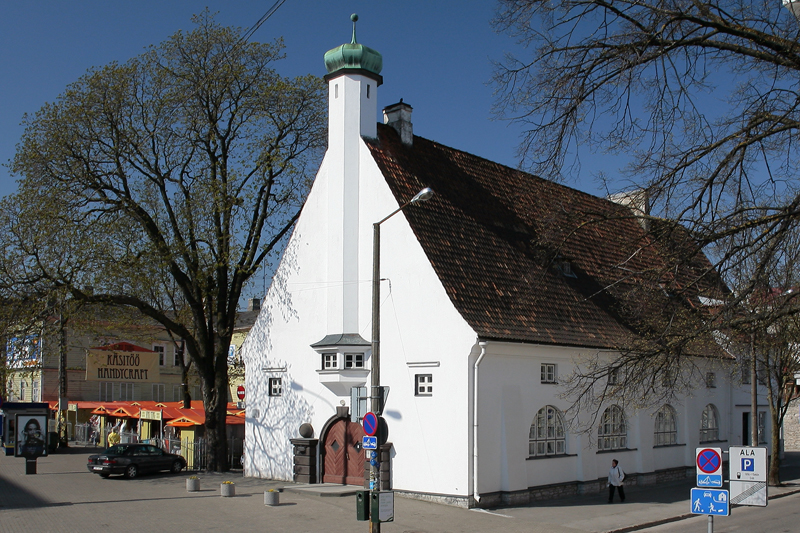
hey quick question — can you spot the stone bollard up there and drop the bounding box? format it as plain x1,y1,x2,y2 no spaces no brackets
186,477,200,492
264,489,280,506
220,482,235,497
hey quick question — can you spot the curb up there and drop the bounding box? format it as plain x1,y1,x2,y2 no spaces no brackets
603,485,800,533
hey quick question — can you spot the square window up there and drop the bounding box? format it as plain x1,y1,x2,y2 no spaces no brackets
705,372,716,388
415,374,433,396
541,364,557,384
269,378,282,397
608,368,619,385
322,353,338,369
344,353,364,369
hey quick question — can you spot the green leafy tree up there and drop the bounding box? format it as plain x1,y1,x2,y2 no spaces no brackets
3,11,326,470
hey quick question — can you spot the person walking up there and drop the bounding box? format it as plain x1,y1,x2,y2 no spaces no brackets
608,459,625,503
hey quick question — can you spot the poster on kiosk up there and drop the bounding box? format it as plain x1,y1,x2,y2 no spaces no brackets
15,414,48,459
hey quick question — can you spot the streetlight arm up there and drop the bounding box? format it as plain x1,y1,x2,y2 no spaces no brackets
376,187,434,226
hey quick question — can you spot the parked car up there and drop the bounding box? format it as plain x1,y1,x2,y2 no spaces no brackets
87,443,186,479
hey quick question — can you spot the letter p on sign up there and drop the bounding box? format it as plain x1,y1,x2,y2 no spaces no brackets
742,458,755,471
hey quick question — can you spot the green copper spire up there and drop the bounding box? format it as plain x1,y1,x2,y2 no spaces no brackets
324,13,383,76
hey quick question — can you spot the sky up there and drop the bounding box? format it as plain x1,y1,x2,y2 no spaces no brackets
0,0,617,302
0,1,617,197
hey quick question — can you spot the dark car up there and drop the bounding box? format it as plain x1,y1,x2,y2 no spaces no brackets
87,443,186,479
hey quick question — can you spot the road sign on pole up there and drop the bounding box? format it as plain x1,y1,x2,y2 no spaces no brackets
729,446,768,506
362,412,378,437
696,447,723,487
690,488,730,516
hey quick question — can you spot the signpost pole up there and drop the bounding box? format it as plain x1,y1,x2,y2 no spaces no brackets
708,515,713,533
368,188,433,532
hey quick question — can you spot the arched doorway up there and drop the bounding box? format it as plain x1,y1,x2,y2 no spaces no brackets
321,417,366,485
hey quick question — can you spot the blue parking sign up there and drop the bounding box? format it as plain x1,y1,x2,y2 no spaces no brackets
742,458,755,471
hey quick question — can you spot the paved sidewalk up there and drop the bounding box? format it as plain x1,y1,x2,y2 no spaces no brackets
1,447,799,533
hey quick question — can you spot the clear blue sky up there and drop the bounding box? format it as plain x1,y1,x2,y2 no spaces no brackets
0,1,621,303
0,1,614,199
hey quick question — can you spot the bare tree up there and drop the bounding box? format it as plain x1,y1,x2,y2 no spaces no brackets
494,0,800,445
2,11,326,470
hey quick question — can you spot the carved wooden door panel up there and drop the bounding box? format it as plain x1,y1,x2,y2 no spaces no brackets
322,419,365,485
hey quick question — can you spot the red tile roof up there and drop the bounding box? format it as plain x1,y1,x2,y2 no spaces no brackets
366,124,726,350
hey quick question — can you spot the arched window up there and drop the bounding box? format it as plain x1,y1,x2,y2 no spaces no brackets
598,405,627,451
654,405,678,446
529,405,566,456
700,404,720,442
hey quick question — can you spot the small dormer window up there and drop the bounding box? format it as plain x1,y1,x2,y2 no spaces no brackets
345,353,364,368
311,333,371,396
322,353,338,369
560,261,577,278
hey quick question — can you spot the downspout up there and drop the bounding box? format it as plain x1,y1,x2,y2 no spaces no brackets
473,341,488,503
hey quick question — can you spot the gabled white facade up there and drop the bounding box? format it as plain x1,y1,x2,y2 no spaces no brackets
242,43,770,507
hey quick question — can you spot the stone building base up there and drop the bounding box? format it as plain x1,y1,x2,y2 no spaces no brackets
393,466,693,509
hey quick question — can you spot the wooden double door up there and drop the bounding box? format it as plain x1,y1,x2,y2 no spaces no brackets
322,419,366,485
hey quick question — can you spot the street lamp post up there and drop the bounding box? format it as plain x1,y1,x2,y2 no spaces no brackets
369,187,433,531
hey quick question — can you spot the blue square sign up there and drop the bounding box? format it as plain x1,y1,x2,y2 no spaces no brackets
742,458,755,471
691,488,729,516
362,436,378,450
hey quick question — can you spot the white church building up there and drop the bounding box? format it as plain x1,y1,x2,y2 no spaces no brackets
241,18,768,507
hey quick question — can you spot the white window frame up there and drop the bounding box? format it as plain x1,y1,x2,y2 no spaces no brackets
529,405,566,457
700,403,720,442
152,383,166,402
269,377,282,397
172,385,184,402
322,353,338,369
415,374,433,396
598,405,627,451
541,363,557,384
344,353,364,369
608,368,619,385
654,405,678,446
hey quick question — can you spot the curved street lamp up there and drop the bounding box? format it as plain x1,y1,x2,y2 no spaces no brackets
369,187,434,510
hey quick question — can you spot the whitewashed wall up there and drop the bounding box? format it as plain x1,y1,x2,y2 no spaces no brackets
242,136,477,496
471,340,768,496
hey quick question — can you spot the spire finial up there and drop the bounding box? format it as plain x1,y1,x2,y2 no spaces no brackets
351,13,358,44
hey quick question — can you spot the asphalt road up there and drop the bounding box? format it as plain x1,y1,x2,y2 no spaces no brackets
641,491,800,533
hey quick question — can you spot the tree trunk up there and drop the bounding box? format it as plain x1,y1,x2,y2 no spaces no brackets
201,338,231,472
769,407,781,486
766,375,782,486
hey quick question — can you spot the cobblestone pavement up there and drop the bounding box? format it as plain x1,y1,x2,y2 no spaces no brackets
2,447,800,533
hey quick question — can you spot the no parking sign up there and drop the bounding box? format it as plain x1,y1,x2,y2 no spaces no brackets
696,447,722,487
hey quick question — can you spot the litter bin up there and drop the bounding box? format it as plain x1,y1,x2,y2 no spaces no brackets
356,490,370,521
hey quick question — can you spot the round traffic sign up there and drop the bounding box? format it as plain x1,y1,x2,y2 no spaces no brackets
697,448,721,474
236,385,245,401
363,412,378,436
